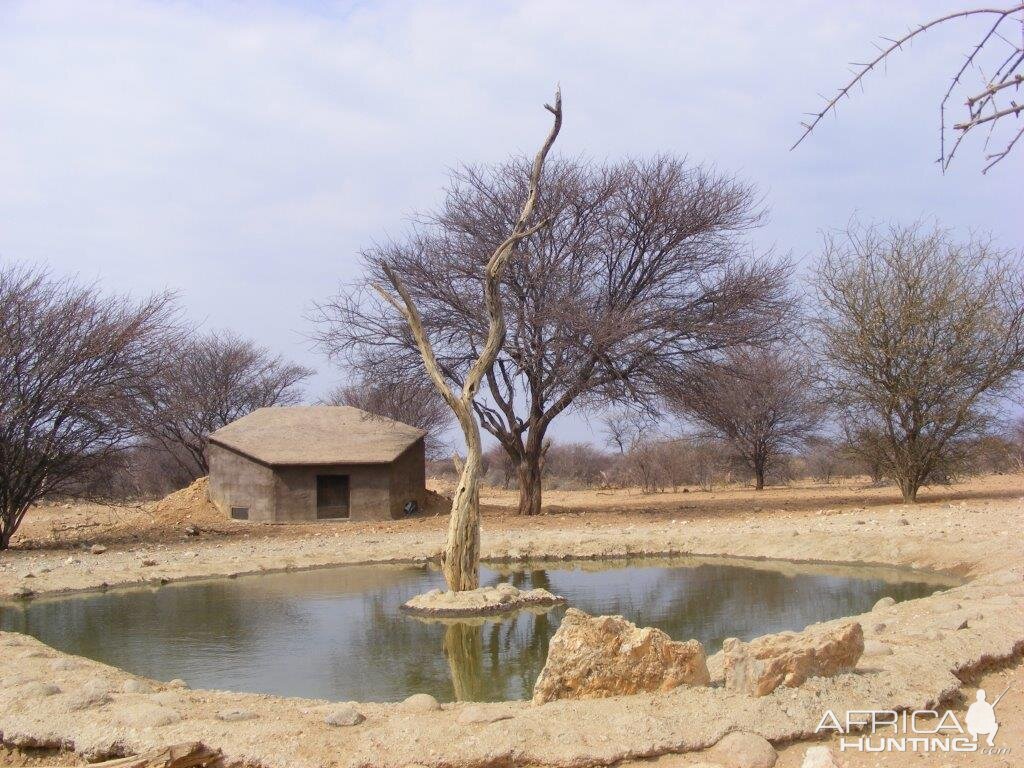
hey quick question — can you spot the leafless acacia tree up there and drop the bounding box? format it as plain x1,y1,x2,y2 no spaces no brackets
672,347,824,490
367,90,563,591
794,4,1024,172
315,155,790,516
0,264,179,549
813,221,1024,502
325,373,451,457
135,331,312,479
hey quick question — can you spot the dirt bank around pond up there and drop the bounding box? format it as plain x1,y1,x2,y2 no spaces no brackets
0,475,1022,767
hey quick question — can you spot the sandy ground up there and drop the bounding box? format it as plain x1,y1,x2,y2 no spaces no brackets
0,474,1022,768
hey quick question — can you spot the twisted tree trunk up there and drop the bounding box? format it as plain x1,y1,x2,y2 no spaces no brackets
374,89,563,590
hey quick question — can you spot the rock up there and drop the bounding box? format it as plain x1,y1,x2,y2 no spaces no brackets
898,517,910,526
141,559,157,567
89,544,107,555
723,622,864,697
13,586,33,599
456,705,513,725
324,703,364,727
215,708,257,722
872,596,896,611
66,679,112,710
710,731,777,768
21,682,61,697
113,702,182,728
801,746,842,768
50,658,79,671
532,608,710,704
935,610,979,630
184,524,201,537
402,585,565,617
400,693,441,713
166,678,189,689
150,691,185,707
862,640,892,657
121,679,154,694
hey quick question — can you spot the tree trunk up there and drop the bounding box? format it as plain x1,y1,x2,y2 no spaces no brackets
442,422,482,590
516,456,543,516
899,477,920,503
754,463,766,490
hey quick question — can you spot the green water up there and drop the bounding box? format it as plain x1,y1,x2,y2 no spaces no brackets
0,556,956,702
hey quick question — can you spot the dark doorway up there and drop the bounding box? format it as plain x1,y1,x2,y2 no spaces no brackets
316,475,350,519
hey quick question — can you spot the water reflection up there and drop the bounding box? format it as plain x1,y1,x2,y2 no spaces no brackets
0,556,957,703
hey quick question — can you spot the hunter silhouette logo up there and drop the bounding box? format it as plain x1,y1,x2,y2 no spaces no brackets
966,685,1009,747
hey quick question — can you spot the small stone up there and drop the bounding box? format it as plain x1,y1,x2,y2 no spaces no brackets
400,693,441,713
22,682,61,697
51,658,79,671
67,680,112,710
150,691,185,707
862,640,892,657
113,703,182,728
141,559,157,567
64,556,79,565
898,517,910,526
872,596,896,611
801,745,841,768
216,708,257,722
324,703,364,727
184,524,200,537
456,705,513,725
121,679,154,694
89,544,107,555
710,731,778,768
20,572,35,579
166,678,189,689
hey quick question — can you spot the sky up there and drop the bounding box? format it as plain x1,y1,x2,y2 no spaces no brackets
1,1,1021,446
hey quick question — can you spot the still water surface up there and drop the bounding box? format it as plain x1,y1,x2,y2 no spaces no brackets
0,556,956,702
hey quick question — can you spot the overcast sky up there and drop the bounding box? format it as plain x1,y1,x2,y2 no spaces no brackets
1,1,1021,445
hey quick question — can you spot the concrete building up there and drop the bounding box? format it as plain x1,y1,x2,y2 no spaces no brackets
207,406,426,523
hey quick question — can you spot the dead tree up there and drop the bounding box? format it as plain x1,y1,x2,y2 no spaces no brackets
812,221,1024,502
794,4,1024,172
371,90,562,591
0,264,179,549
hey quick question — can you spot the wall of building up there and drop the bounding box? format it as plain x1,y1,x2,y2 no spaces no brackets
207,443,276,522
389,438,426,517
273,463,394,522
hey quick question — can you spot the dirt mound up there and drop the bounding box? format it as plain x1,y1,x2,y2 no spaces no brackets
147,476,221,527
423,489,451,515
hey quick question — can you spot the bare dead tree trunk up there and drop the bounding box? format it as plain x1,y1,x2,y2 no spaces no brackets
373,90,563,591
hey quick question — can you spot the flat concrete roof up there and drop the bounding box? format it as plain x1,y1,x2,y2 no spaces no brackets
208,406,426,466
